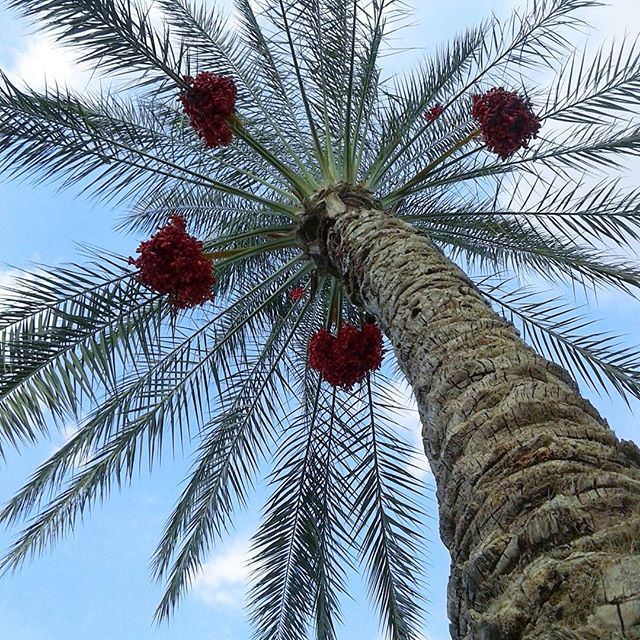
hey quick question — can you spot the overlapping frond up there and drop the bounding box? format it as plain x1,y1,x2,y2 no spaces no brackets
2,0,640,638
412,208,640,295
495,177,640,250
0,253,164,454
0,74,298,211
349,378,427,640
249,384,347,640
368,0,604,190
0,253,304,558
382,119,640,204
543,37,640,124
152,281,315,619
478,279,640,402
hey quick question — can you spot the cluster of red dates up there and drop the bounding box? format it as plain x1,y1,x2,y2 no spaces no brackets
129,214,215,309
131,73,542,386
425,87,540,158
308,323,384,389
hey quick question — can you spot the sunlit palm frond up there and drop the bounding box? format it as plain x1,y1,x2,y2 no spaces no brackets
0,74,301,211
368,0,603,189
1,0,640,638
477,278,640,402
248,384,348,640
410,209,640,295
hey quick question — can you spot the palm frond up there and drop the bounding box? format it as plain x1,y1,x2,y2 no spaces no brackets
407,208,640,296
8,0,186,90
248,379,351,640
233,0,308,148
152,288,316,619
493,177,640,250
2,0,640,637
385,120,640,204
348,377,427,640
478,279,640,403
0,253,164,454
0,256,307,561
368,0,602,189
543,36,640,124
0,75,299,213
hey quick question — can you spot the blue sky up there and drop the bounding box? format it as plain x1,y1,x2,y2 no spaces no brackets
0,1,639,640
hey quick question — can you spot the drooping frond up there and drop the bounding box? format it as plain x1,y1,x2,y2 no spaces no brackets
8,0,186,89
0,254,307,562
2,0,640,638
248,383,348,640
348,378,427,640
478,278,640,402
152,289,315,619
0,253,164,454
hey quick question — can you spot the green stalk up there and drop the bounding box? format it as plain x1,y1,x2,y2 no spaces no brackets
343,0,359,183
231,119,315,199
213,237,300,270
205,225,296,250
350,1,386,183
382,129,481,207
276,0,331,179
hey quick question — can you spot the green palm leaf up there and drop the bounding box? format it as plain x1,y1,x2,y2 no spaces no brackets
1,0,640,638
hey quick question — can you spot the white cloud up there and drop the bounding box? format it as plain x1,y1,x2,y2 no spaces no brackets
48,422,83,459
417,633,449,640
193,538,251,610
12,36,74,86
45,426,96,477
0,266,49,310
0,268,19,295
4,34,98,92
2,1,168,91
60,423,79,442
387,380,434,481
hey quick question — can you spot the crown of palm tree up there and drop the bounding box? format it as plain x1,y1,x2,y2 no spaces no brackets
1,1,639,639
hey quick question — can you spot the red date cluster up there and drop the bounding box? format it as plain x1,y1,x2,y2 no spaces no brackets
471,88,541,159
129,215,216,309
424,103,444,123
308,323,384,389
180,72,237,148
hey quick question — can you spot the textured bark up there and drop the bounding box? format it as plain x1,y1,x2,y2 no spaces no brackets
303,186,640,640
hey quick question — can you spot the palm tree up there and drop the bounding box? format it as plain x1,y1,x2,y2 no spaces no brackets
1,0,640,638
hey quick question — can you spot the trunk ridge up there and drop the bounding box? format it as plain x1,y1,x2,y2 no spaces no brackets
320,193,640,640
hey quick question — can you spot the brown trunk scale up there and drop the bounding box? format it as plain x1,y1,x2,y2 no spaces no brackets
300,185,640,640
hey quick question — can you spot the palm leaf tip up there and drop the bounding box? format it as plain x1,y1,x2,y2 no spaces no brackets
1,0,640,637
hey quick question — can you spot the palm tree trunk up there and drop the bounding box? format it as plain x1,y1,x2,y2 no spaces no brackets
302,186,640,640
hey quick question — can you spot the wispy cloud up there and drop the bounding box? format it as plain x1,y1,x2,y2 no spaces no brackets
47,422,91,467
386,379,433,481
193,538,251,610
6,35,82,90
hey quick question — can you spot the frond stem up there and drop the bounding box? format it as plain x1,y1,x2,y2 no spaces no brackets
382,129,481,206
